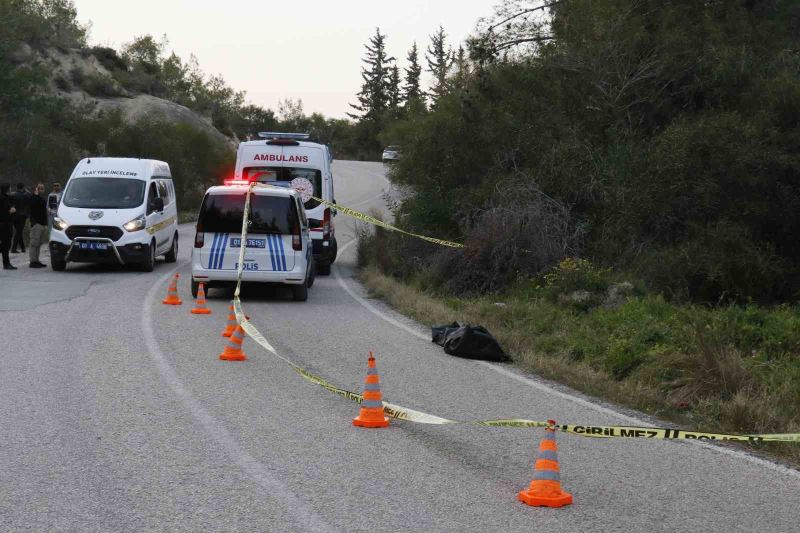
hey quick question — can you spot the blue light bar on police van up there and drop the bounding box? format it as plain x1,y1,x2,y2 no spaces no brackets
257,132,310,140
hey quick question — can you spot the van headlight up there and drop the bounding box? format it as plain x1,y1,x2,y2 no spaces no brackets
123,214,146,232
53,216,69,231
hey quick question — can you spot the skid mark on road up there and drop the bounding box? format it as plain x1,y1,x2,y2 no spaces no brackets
141,262,335,532
333,240,800,479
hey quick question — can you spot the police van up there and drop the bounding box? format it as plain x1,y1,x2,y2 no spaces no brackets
49,158,179,272
234,132,337,275
191,182,314,302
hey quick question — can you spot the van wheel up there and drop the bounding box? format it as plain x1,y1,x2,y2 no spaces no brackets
330,238,338,264
165,233,178,263
51,259,66,272
292,283,308,302
140,240,155,272
191,279,199,299
316,262,331,276
307,259,315,288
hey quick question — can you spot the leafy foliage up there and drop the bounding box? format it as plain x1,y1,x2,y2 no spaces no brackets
403,42,425,106
426,26,454,107
371,0,800,304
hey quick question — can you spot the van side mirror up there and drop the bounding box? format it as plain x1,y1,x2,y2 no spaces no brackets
153,197,164,212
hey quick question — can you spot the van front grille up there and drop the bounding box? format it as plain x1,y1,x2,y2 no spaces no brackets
66,225,124,242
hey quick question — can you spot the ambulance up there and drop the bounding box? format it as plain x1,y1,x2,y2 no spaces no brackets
191,182,314,302
49,158,179,272
233,132,337,275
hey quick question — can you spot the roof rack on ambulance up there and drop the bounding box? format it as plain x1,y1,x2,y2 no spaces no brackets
257,132,310,140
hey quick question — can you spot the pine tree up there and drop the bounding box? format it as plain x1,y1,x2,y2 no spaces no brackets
426,26,454,107
403,41,425,105
452,45,470,90
348,28,394,122
388,64,402,115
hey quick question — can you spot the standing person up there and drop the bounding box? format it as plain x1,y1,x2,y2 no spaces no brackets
47,181,62,228
0,183,16,269
11,182,30,254
28,183,48,268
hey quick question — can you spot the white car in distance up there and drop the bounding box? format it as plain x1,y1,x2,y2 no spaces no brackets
382,146,401,163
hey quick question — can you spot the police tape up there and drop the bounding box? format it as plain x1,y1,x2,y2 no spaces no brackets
226,183,800,443
311,195,465,249
248,182,463,248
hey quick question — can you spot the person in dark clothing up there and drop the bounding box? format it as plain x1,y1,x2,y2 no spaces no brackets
0,183,17,269
11,182,30,254
28,183,48,268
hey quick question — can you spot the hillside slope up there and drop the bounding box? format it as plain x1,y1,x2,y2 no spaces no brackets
10,42,233,149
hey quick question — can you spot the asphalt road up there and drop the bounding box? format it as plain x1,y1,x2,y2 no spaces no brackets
1,161,798,532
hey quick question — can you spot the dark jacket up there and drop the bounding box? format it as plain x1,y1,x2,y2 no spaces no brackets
0,194,12,224
30,193,47,226
12,190,30,217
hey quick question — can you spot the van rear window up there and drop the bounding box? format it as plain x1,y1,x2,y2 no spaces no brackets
199,194,296,234
243,167,321,209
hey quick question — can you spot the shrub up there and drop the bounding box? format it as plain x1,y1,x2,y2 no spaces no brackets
90,46,128,72
79,72,124,97
430,178,580,295
544,257,609,295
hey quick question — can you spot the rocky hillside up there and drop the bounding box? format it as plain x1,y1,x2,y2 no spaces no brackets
10,42,233,149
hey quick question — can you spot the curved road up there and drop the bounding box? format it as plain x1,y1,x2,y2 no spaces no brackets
1,161,797,532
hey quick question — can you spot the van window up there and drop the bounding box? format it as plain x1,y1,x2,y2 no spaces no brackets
243,166,322,209
156,180,169,204
63,178,145,209
146,182,158,214
198,194,297,234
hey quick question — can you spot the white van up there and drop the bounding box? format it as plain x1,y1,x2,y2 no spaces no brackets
191,183,314,301
234,133,337,275
49,158,179,272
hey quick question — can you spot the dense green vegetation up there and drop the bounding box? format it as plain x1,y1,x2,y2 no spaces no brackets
360,264,800,463
361,0,800,305
353,1,800,452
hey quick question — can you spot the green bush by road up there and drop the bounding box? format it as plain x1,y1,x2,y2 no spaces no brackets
358,253,800,465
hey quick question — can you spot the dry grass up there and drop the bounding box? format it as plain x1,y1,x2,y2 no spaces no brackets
360,267,800,466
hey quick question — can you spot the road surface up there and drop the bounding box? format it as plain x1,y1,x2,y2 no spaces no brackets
1,161,797,532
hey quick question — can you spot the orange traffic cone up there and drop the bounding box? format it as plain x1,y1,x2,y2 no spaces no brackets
518,420,573,508
353,351,389,428
162,273,182,305
190,282,212,315
221,301,237,337
219,324,247,361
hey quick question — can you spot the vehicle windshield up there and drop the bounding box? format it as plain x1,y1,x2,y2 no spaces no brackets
385,146,400,151
63,178,145,209
198,194,297,234
243,166,322,209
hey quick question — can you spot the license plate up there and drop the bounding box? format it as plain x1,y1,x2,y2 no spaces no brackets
78,242,109,251
230,238,266,248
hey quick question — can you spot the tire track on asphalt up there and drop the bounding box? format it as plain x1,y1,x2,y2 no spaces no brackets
141,260,335,533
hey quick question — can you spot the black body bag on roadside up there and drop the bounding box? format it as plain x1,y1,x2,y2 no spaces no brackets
431,322,509,362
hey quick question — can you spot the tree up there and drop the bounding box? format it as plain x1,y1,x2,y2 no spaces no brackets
348,28,394,122
387,64,402,116
121,34,166,75
403,41,425,106
452,46,470,90
426,26,454,107
39,0,87,48
160,52,191,105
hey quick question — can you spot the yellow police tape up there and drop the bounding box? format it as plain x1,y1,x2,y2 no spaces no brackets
226,184,800,443
311,195,465,249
